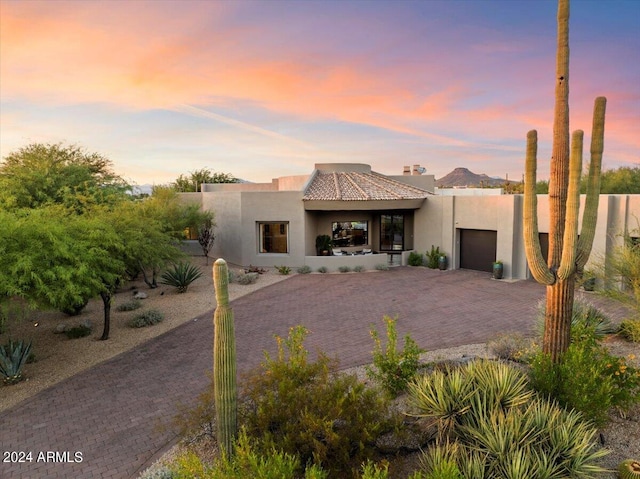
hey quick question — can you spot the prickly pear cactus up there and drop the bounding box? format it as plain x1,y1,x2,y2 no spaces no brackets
619,459,640,479
213,258,237,456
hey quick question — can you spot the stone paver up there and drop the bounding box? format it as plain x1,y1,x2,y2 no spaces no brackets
0,268,627,478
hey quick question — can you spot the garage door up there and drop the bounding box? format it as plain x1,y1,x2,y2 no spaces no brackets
459,229,497,273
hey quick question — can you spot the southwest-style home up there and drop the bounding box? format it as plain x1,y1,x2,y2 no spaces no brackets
181,163,639,280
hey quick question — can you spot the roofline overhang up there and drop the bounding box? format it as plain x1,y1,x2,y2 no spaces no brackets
303,198,427,211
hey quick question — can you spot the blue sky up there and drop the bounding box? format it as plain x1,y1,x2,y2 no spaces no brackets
1,0,638,186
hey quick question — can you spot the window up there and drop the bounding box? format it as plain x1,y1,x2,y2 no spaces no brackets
183,227,199,240
332,221,368,247
258,222,289,253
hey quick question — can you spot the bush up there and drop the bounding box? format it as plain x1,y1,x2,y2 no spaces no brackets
367,316,424,397
354,265,365,273
241,326,394,476
536,298,616,340
129,309,164,328
0,339,32,385
425,245,441,269
65,324,92,339
528,325,640,426
116,299,143,312
160,262,203,293
297,265,312,274
339,265,351,273
60,297,89,316
375,263,389,271
276,265,292,275
408,251,424,267
619,319,640,342
487,333,538,363
317,266,328,274
408,360,608,478
235,272,259,285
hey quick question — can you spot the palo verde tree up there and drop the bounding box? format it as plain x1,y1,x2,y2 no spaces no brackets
523,0,607,361
172,168,238,192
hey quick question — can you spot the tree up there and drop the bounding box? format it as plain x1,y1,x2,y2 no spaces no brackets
598,166,640,194
523,0,606,362
0,143,130,211
198,217,216,264
172,168,239,192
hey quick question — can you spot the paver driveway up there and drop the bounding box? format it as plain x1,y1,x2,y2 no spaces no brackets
1,267,620,478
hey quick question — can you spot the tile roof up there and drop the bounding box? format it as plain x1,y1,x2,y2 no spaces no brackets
303,171,430,201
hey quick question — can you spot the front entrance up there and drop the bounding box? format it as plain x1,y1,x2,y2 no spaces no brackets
380,214,404,252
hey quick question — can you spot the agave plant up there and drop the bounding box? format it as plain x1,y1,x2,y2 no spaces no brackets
0,339,32,385
159,261,203,293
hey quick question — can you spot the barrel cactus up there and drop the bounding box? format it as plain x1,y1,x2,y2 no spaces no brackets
619,460,640,479
212,258,237,456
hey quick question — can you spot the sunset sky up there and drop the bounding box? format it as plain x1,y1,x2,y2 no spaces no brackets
1,0,638,186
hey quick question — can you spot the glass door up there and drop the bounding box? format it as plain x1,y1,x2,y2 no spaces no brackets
380,214,404,251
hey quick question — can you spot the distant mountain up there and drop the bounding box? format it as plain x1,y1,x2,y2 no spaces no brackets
436,167,510,188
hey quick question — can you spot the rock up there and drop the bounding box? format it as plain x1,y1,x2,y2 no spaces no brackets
81,319,92,330
55,323,68,334
133,291,148,299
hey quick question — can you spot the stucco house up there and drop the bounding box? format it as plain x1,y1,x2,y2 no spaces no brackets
181,163,639,280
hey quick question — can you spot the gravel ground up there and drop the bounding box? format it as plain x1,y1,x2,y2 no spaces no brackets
1,257,638,477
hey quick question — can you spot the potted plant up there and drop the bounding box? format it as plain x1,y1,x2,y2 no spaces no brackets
315,235,332,256
438,254,447,270
492,260,503,280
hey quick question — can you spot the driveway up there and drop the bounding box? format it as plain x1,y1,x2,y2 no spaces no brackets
0,267,623,478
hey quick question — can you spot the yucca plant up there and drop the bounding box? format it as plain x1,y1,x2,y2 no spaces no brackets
0,339,32,385
159,261,203,293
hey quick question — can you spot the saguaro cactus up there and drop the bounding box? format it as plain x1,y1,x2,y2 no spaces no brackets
212,258,237,455
523,0,606,362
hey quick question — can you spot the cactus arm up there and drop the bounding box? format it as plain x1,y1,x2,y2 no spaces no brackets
576,96,607,269
523,130,556,285
557,130,583,280
213,258,237,457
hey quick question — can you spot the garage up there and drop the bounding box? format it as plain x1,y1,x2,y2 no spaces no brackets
459,229,497,273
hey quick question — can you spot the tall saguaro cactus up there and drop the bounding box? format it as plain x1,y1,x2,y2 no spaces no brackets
212,258,237,455
523,0,607,362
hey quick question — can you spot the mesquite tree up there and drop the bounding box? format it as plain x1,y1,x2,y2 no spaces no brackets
212,258,237,456
523,0,606,362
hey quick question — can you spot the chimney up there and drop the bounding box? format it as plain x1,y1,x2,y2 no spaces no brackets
412,164,424,175
403,166,411,175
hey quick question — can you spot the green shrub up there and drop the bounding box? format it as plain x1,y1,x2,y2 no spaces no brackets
354,265,365,273
425,245,441,269
160,262,203,293
536,298,616,340
65,324,92,339
241,326,394,476
129,309,164,328
0,339,32,385
528,326,640,426
297,265,312,274
366,316,424,397
317,266,328,274
619,319,640,342
276,265,292,275
235,272,259,285
339,265,351,273
375,263,389,271
408,251,424,267
408,360,608,478
60,297,89,316
116,299,143,312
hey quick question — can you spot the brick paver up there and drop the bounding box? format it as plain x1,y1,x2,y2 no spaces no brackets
0,268,628,478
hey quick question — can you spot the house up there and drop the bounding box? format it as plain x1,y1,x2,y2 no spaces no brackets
181,163,640,280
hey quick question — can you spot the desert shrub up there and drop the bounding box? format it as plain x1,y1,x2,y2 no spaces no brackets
619,319,640,342
129,309,164,328
275,265,292,275
528,325,640,426
317,266,328,274
241,326,394,477
375,263,389,271
296,265,312,274
367,316,424,397
339,265,351,273
408,360,608,478
65,324,92,339
138,466,176,479
354,265,365,273
408,251,424,267
487,333,538,362
536,298,616,340
0,339,32,385
160,262,203,293
425,245,441,269
116,299,143,312
360,460,389,479
235,272,259,285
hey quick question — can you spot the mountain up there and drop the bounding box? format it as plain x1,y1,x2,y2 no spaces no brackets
436,167,509,188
